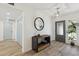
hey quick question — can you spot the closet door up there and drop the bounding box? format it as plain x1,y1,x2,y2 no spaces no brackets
4,21,13,40
16,20,22,46
55,20,65,43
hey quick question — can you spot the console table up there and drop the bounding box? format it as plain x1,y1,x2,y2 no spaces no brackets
32,35,50,52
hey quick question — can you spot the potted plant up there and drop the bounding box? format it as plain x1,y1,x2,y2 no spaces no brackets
68,20,76,46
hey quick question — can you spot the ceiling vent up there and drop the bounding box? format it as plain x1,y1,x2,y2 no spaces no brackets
8,3,14,6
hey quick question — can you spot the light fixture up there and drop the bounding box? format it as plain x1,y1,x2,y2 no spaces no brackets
56,7,60,17
6,12,10,16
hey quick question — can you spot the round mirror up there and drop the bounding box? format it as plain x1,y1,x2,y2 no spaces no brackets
34,17,44,31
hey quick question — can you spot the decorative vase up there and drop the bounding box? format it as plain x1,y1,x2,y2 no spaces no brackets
70,42,75,46
37,34,40,37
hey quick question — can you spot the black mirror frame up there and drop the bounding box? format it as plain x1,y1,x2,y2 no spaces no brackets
34,17,44,31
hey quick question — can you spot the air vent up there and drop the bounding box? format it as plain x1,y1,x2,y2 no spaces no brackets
8,3,14,6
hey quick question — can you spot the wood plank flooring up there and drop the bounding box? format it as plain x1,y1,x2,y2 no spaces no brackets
0,40,22,56
23,41,79,56
0,40,79,56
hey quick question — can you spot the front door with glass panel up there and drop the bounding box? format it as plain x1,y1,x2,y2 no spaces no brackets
55,20,65,43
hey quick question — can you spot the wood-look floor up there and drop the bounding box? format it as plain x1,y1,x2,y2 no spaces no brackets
23,41,79,56
0,40,79,56
0,40,22,56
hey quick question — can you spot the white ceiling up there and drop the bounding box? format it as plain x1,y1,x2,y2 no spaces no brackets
22,3,58,9
17,3,79,10
15,3,79,15
0,3,22,21
0,3,79,21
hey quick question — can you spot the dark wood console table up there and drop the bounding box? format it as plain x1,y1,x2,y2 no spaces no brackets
32,35,50,52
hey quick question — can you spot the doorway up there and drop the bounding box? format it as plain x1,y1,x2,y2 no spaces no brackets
3,20,14,40
55,20,65,43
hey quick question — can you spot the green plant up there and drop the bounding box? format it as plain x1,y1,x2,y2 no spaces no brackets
68,20,76,41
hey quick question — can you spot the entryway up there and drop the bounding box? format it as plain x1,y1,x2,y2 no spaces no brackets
55,20,65,43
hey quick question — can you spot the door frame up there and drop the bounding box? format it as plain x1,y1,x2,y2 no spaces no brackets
55,20,65,43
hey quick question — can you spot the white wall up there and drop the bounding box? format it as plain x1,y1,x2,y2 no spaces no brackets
23,9,35,52
34,10,54,41
76,24,79,46
0,21,3,41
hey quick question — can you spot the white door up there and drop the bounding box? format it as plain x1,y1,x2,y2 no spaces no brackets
17,20,22,46
4,21,13,40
